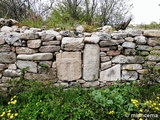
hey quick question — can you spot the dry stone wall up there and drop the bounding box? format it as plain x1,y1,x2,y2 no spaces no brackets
0,25,160,89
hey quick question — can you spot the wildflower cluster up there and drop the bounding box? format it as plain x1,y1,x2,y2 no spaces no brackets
108,110,114,115
8,96,17,105
131,99,139,107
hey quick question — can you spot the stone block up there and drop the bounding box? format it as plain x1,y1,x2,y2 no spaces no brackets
122,70,138,80
101,61,112,70
137,45,152,51
0,45,11,52
27,39,41,48
143,30,160,37
84,37,100,43
16,47,38,54
39,45,60,52
0,52,16,63
122,64,142,70
122,42,136,48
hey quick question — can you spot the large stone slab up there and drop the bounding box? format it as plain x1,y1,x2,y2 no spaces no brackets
143,30,160,37
122,70,138,80
100,64,121,81
3,69,21,77
56,52,81,81
17,53,53,60
0,52,16,63
16,47,38,54
122,64,142,70
17,60,37,73
84,37,100,44
83,44,100,81
20,33,40,40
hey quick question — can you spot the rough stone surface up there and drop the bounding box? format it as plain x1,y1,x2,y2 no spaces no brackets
16,47,38,54
134,36,146,44
99,40,118,47
20,33,39,40
56,52,81,81
82,81,100,87
147,55,160,62
17,60,37,73
92,32,111,41
101,61,112,70
61,37,84,51
111,32,127,39
137,45,152,51
84,37,100,43
0,33,6,44
0,52,16,63
42,41,60,45
0,45,11,52
122,71,138,80
101,56,110,62
147,38,160,46
124,49,136,55
122,64,142,70
41,33,55,41
76,25,84,33
17,53,53,60
4,32,20,45
3,69,21,77
83,44,99,81
107,50,121,56
0,64,7,71
143,30,160,37
128,30,142,37
100,64,121,81
122,42,136,48
8,64,17,70
27,40,41,48
125,37,134,42
39,46,60,52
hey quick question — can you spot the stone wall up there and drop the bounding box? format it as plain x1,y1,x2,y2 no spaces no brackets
0,25,160,89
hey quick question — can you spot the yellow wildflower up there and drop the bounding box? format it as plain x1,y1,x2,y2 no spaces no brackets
7,110,11,113
15,113,18,116
10,114,14,119
155,107,159,111
40,100,42,102
139,109,143,112
157,97,159,99
8,102,11,105
11,100,17,105
7,113,11,117
108,110,114,115
139,118,143,120
153,102,156,106
0,112,5,117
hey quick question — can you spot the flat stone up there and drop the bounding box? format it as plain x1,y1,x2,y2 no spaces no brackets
42,41,60,45
147,38,160,46
0,64,7,71
122,42,136,48
4,32,20,45
111,32,128,39
101,56,110,62
124,49,136,55
100,64,121,81
41,33,55,41
16,47,38,54
84,32,92,37
84,37,100,43
1,26,13,32
137,69,148,74
143,30,160,37
101,61,112,70
17,53,53,60
76,25,84,33
77,79,86,84
17,60,37,73
0,52,16,63
134,36,146,44
20,33,40,40
56,52,81,81
0,33,5,44
128,30,142,37
122,64,142,70
100,47,110,52
147,55,160,62
8,64,17,70
99,40,118,47
61,37,84,51
122,71,138,80
107,50,121,56
83,44,100,81
82,81,99,88
150,50,160,55
0,45,11,52
154,46,160,50
39,45,60,52
54,82,69,88
125,37,134,42
100,52,107,57
92,32,111,41
27,39,41,48
3,69,21,77
137,45,152,51
112,55,144,63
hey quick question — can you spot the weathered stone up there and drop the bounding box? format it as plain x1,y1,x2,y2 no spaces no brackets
156,63,160,68
39,61,52,68
154,46,160,50
101,61,112,70
77,79,86,84
0,33,5,44
8,64,17,70
122,71,138,80
107,50,121,56
147,55,160,62
100,64,121,81
143,30,160,37
125,37,134,42
112,55,144,63
39,46,60,52
20,33,39,40
41,33,55,41
42,41,60,45
54,82,69,88
140,51,149,56
27,40,41,48
0,64,7,71
137,45,152,51
17,53,53,60
56,52,81,81
122,64,142,70
134,36,146,44
16,47,38,54
137,69,148,74
3,69,21,77
147,38,160,46
1,26,13,32
124,49,136,55
82,81,99,88
83,44,99,81
38,61,52,74
56,35,62,41
128,30,142,37
84,32,92,37
100,47,110,52
0,45,11,52
4,32,20,45
111,39,125,44
99,40,118,47
0,52,16,63
76,25,84,33
17,60,37,73
122,42,136,48
150,50,160,55
101,56,110,62
1,77,11,83
111,32,128,39
84,37,100,44
100,52,107,57
61,37,84,51
92,32,111,41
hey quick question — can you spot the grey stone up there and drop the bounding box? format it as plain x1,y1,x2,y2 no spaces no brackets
147,38,160,46
124,49,136,55
137,69,148,74
0,64,7,71
84,32,92,37
99,40,118,47
143,30,160,37
0,45,11,52
100,47,110,52
56,35,62,41
76,25,84,33
154,46,160,50
8,64,17,70
122,42,136,48
137,45,152,51
61,37,84,51
82,81,100,88
0,33,5,44
42,41,60,45
122,71,138,80
100,64,121,81
17,60,37,73
16,47,38,54
77,79,86,84
3,69,21,77
54,82,69,88
128,30,142,37
27,39,41,48
92,32,111,41
111,32,128,39
56,52,81,81
147,55,160,62
4,32,20,45
41,33,55,41
150,50,160,55
0,52,16,63
17,53,53,60
134,36,146,44
125,37,134,42
122,64,142,70
1,26,13,32
84,37,100,44
83,44,100,81
100,52,107,57
39,46,60,52
20,33,39,40
101,56,110,62
101,61,112,70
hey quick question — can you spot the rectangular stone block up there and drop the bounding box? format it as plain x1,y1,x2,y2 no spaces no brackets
56,52,81,81
83,44,100,81
0,52,16,63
